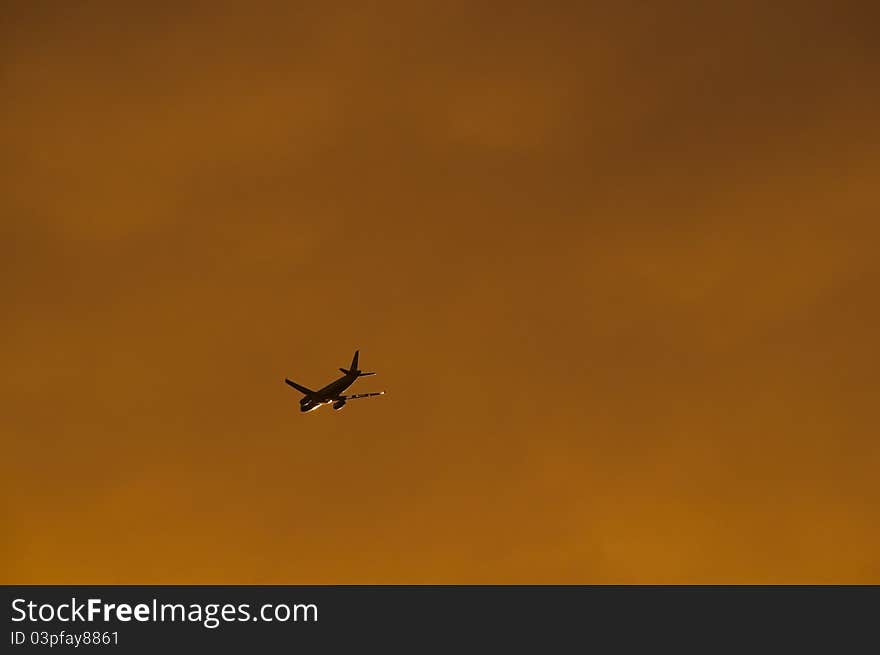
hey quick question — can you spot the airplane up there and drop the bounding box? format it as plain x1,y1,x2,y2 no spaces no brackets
284,350,385,412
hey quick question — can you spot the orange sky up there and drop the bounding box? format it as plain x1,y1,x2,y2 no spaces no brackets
3,1,879,583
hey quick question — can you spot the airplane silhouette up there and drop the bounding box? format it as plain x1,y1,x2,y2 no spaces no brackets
285,350,385,412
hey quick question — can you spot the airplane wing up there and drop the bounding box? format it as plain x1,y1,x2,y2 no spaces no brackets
285,378,315,395
337,391,385,401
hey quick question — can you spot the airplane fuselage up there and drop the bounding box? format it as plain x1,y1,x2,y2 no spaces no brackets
300,374,357,412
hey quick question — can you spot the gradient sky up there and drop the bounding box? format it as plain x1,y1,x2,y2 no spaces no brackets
3,1,878,583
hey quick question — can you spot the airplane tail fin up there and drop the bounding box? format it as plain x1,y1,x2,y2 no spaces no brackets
339,349,376,377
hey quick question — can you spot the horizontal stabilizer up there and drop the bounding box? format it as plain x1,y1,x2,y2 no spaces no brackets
339,368,376,377
284,378,314,395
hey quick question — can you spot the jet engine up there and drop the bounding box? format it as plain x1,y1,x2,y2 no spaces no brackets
332,400,346,411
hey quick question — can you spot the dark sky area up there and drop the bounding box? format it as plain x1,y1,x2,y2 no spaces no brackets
2,1,878,582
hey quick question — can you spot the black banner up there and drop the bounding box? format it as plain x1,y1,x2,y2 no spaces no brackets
3,586,876,651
